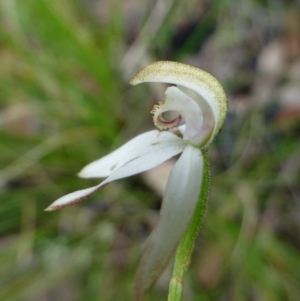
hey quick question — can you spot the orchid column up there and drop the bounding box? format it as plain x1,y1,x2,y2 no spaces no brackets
46,61,227,301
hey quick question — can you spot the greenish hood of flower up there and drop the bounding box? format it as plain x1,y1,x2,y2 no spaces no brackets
130,61,227,149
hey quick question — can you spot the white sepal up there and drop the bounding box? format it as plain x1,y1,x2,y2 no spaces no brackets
45,138,186,211
134,145,204,301
79,130,183,178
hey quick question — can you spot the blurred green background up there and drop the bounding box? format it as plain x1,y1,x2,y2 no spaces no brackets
0,0,299,300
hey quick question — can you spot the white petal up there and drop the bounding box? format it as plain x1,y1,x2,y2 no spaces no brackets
45,139,186,211
134,145,204,300
45,185,103,211
130,61,227,147
79,130,183,178
178,86,215,145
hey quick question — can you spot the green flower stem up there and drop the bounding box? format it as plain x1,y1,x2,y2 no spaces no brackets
168,150,210,301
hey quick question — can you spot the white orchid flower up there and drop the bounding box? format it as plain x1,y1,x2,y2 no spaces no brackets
46,61,227,300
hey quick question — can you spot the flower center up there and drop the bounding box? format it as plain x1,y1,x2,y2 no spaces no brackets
151,102,182,130
150,86,204,145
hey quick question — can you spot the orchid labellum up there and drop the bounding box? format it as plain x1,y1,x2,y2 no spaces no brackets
46,61,227,301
